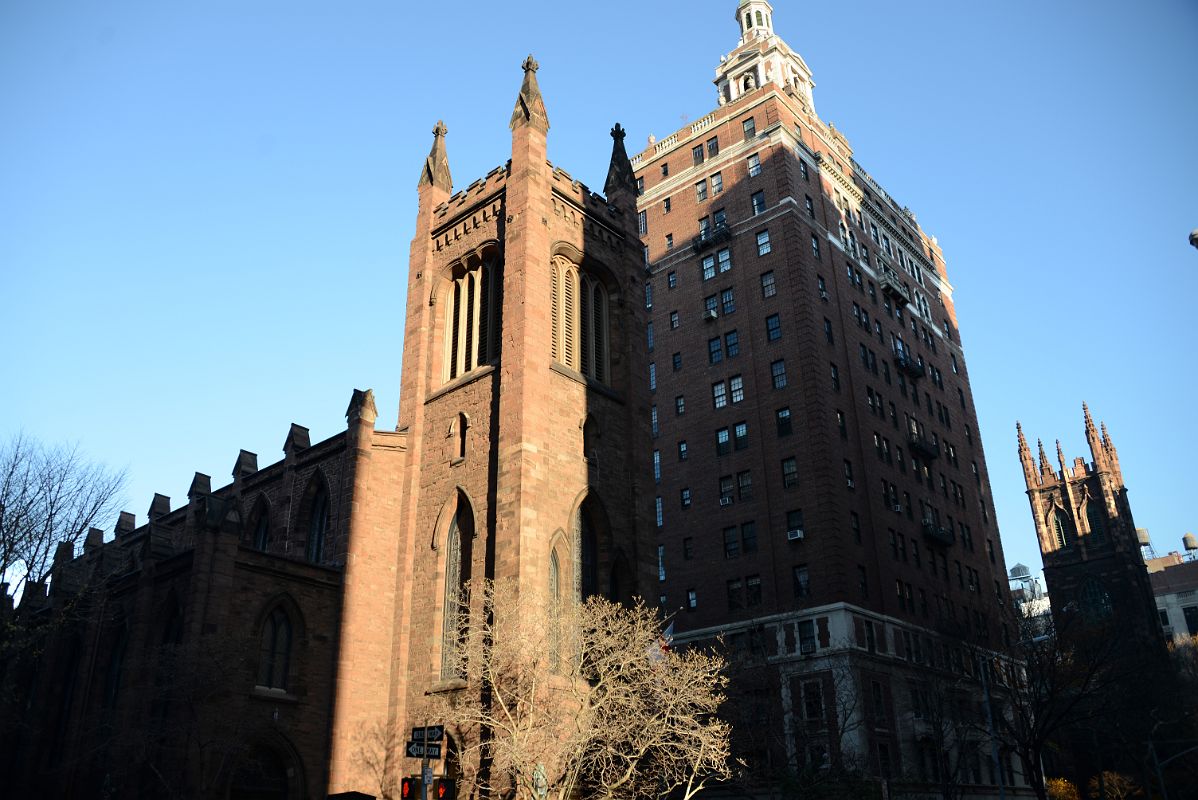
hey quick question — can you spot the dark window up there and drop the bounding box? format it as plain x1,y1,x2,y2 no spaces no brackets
771,360,787,389
707,136,719,157
781,457,799,488
776,407,793,437
725,330,740,357
258,607,293,690
761,270,776,297
307,487,329,564
752,191,766,215
766,314,782,341
692,144,704,166
708,336,723,364
743,117,756,139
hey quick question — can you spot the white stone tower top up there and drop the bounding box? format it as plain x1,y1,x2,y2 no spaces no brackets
715,0,816,111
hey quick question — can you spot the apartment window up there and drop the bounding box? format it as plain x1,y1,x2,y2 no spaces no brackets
655,496,663,527
646,321,654,352
650,405,659,437
648,362,656,391
858,565,869,598
727,578,743,609
681,488,691,509
695,180,708,202
718,247,732,273
771,359,788,389
742,521,757,553
661,163,669,178
644,282,653,309
844,460,855,488
716,427,731,456
687,589,697,609
721,288,736,314
830,363,840,391
712,381,728,409
653,450,661,483
746,575,762,607
711,171,724,195
725,330,740,357
667,270,677,289
766,314,782,341
704,294,718,316
757,230,772,256
719,475,734,503
678,440,688,460
793,564,810,598
799,160,809,181
724,528,740,559
837,409,847,438
672,352,682,371
734,421,749,450
761,271,776,298
683,537,694,559
635,176,644,196
663,197,672,214
811,234,821,260
713,207,726,228
851,511,862,543
707,136,719,157
692,145,704,166
742,117,756,139
657,544,665,580
733,469,752,500
675,395,685,415
637,210,647,235
748,153,762,177
781,457,799,488
752,191,766,215
708,336,723,365
730,375,744,403
776,407,793,437
805,195,815,217
665,233,673,250
669,310,679,329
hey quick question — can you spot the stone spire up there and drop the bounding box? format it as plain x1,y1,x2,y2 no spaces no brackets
510,55,549,133
1037,438,1053,479
1083,402,1105,468
1056,439,1068,475
603,122,637,200
418,120,452,192
1017,422,1037,487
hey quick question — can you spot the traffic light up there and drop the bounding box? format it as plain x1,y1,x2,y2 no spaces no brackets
431,777,456,800
400,776,419,799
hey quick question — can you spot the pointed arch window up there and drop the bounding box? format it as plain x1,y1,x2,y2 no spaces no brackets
1085,501,1107,544
102,625,129,714
441,502,474,679
444,254,501,382
575,501,600,600
258,607,293,690
552,256,610,384
549,549,562,671
1052,509,1074,550
1080,577,1112,623
250,499,271,552
307,487,329,564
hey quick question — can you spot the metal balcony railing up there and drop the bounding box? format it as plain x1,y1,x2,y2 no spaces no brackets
878,268,911,307
893,352,925,380
907,432,939,460
692,223,732,253
922,519,955,547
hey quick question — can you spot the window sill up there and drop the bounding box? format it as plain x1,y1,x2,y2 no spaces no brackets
251,686,299,703
427,678,467,694
426,364,496,405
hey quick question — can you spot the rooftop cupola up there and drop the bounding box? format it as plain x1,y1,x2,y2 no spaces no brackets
715,0,815,110
737,0,775,38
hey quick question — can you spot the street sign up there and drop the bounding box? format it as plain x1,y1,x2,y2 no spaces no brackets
406,741,443,759
412,725,445,742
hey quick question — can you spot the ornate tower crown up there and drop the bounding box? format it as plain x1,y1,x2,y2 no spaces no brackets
715,0,816,110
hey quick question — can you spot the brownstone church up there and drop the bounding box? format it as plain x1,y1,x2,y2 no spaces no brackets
3,57,654,798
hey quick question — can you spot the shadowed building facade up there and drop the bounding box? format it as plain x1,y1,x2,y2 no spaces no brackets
632,2,1032,796
1,59,653,799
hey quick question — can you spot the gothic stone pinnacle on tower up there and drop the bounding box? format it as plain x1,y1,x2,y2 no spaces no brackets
510,54,549,133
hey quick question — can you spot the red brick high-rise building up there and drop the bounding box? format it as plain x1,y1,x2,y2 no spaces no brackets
632,2,1029,795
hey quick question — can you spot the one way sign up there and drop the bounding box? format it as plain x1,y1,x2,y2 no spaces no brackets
412,725,445,742
406,741,443,759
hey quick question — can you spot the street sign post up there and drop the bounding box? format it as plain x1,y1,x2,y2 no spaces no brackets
412,725,445,742
404,721,445,800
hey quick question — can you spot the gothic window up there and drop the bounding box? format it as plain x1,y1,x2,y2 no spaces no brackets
307,486,329,564
444,254,501,382
1080,577,1112,623
549,548,562,671
1052,508,1074,550
441,499,474,679
249,497,270,551
456,413,469,460
102,624,129,713
257,607,292,690
551,256,610,383
1085,500,1107,544
574,497,605,600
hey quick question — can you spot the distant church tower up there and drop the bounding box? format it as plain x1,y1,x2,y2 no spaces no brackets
1017,405,1163,644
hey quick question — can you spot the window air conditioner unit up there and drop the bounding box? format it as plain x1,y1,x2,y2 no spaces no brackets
719,496,734,507
705,309,719,321
800,642,816,655
819,290,829,301
787,528,805,541
846,479,855,488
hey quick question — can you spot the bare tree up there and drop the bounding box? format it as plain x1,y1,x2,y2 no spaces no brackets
0,433,125,600
420,579,732,800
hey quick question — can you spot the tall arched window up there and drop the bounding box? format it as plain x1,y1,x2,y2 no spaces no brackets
258,607,293,690
574,499,601,600
249,497,270,552
103,624,129,716
551,256,610,384
307,488,328,564
457,413,469,460
441,500,474,679
444,254,501,382
1080,577,1112,623
1052,509,1073,550
1085,501,1107,544
549,549,562,671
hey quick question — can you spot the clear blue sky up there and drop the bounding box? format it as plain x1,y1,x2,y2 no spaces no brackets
3,0,1196,581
